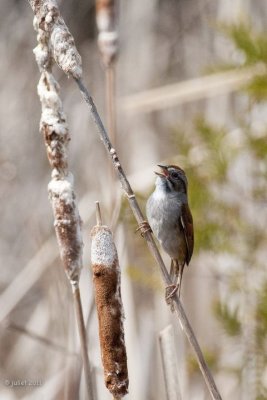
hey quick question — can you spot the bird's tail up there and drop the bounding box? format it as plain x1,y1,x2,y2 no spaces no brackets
170,259,185,298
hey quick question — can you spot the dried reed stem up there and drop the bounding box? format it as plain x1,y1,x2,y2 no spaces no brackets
96,0,119,224
105,66,117,216
72,283,94,400
105,65,117,150
90,202,128,398
95,200,103,226
119,64,265,114
28,1,222,399
159,325,182,400
96,0,119,68
4,320,78,358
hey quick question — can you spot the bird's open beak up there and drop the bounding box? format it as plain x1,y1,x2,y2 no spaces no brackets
154,164,169,178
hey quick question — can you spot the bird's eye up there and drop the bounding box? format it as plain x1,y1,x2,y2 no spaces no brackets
171,171,179,179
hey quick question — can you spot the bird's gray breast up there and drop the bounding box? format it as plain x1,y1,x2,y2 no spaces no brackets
146,188,184,260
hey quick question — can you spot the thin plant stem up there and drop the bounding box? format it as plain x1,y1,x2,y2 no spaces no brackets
72,282,94,400
96,0,119,226
105,65,119,227
75,77,222,400
159,325,182,400
3,320,78,358
95,201,102,226
106,65,117,149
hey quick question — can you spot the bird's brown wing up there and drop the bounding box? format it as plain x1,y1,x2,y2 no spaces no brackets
180,203,194,265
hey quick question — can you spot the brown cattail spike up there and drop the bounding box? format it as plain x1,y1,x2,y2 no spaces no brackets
91,204,128,397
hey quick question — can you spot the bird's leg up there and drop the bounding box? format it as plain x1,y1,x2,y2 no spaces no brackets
168,263,184,300
165,260,185,308
169,259,176,281
135,220,152,237
177,263,185,298
165,260,179,310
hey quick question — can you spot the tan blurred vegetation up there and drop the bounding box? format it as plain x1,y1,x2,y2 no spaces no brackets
0,1,267,399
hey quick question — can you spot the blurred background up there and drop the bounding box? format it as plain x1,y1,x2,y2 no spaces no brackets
0,0,267,399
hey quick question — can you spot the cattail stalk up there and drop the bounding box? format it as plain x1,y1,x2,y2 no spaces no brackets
4,319,78,357
90,202,128,398
95,0,119,68
72,282,94,400
105,65,117,152
159,325,182,400
96,0,119,144
29,2,93,398
96,0,119,225
28,2,222,399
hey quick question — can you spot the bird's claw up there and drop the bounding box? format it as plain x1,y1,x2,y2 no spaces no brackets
135,220,152,237
165,284,179,300
165,283,180,311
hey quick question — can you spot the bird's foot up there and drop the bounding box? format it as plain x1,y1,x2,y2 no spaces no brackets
135,220,152,237
165,283,180,311
165,284,179,301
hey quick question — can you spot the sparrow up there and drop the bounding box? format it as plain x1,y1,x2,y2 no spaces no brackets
146,165,194,299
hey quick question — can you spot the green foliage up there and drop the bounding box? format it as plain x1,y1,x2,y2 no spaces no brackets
187,348,219,375
257,395,267,400
209,20,267,397
172,118,237,253
256,281,267,345
213,301,241,337
126,265,162,292
219,21,267,102
220,22,267,65
246,74,267,102
194,116,230,182
171,20,267,397
245,131,267,160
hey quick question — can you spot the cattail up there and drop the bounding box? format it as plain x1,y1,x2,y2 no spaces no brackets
31,0,83,285
91,203,128,398
37,68,83,284
30,0,82,79
96,0,119,67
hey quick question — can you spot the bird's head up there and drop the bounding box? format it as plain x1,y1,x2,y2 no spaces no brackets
155,164,188,194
